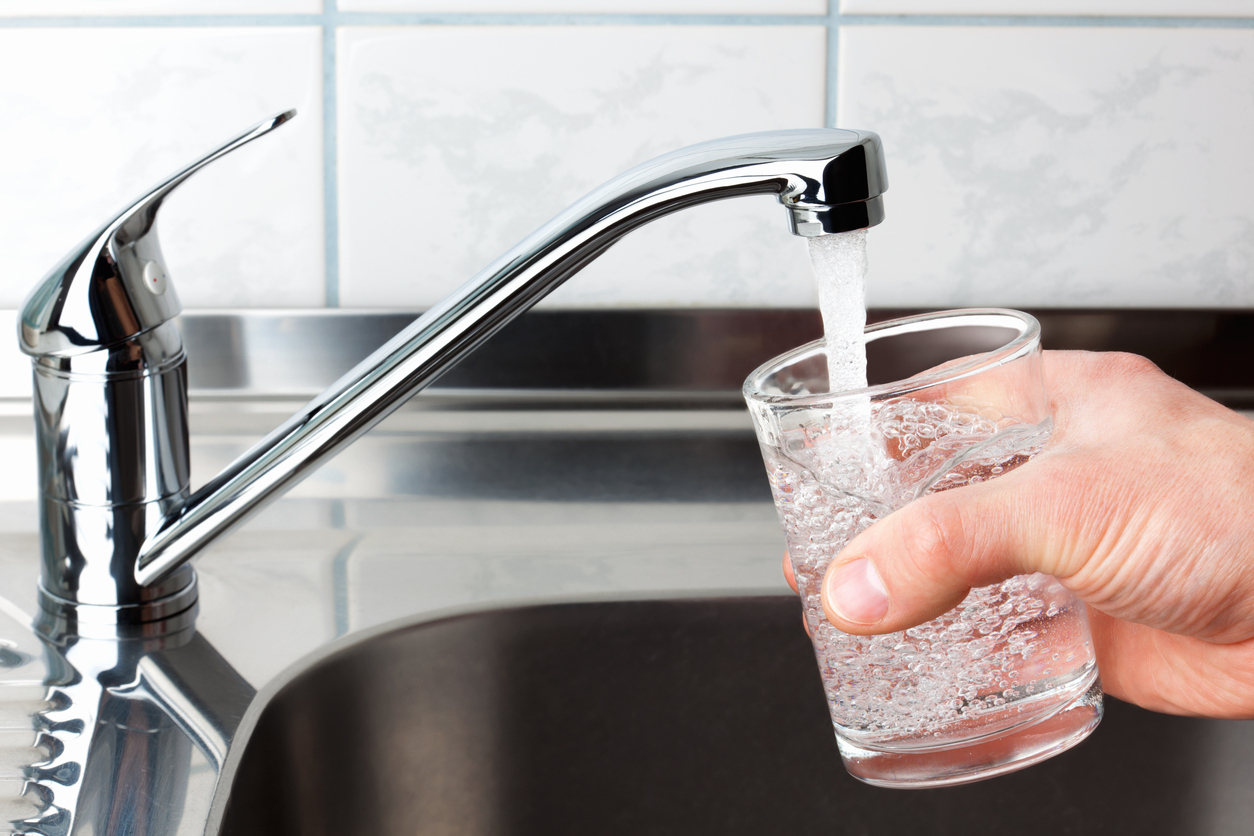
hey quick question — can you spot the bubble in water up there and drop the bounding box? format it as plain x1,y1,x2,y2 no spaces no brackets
772,403,1094,741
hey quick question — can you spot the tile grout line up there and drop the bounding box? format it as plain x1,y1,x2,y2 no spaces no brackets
0,13,827,26
323,3,340,307
825,5,840,128
0,13,1250,27
839,13,1254,27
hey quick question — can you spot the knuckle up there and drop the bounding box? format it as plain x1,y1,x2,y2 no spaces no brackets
1094,351,1162,381
895,499,966,577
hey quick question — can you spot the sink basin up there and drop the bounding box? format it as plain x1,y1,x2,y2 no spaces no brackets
217,597,1254,835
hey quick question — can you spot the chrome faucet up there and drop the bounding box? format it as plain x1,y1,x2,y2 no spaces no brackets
20,110,887,634
14,111,886,832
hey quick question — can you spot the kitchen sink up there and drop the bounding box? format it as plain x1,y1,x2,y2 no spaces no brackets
217,596,1254,836
1,308,1250,835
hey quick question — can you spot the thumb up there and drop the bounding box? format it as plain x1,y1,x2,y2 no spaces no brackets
820,475,1062,635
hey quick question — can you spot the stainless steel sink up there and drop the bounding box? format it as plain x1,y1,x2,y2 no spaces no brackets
217,597,1254,836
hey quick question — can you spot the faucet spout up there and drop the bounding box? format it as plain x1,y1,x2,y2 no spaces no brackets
137,128,886,587
21,121,886,617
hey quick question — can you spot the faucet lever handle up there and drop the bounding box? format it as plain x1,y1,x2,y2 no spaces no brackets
19,109,296,359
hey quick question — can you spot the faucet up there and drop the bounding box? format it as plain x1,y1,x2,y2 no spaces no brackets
14,111,886,832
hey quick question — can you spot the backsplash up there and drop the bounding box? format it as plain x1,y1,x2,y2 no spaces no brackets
0,3,1249,310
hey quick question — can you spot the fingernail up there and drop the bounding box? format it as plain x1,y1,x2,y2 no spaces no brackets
826,558,889,624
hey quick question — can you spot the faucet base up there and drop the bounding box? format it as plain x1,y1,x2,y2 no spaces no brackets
35,571,199,642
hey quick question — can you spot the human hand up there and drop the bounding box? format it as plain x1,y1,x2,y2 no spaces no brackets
784,351,1254,720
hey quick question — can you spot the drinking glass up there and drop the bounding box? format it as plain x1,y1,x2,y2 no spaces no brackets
743,309,1102,788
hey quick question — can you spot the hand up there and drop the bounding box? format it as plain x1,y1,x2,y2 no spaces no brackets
783,351,1254,720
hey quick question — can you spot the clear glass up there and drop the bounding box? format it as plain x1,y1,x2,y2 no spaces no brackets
743,309,1102,788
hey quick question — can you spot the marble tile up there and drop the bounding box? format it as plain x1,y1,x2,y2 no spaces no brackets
0,0,321,13
838,25,1254,308
337,25,826,308
0,27,324,310
841,0,1254,15
339,0,824,13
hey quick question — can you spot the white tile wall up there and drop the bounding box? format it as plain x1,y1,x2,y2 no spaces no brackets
337,25,826,308
0,12,1251,312
0,0,322,14
0,26,325,309
340,0,824,11
839,25,1254,309
841,0,1254,15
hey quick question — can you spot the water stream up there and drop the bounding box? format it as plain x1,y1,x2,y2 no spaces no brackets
807,229,869,395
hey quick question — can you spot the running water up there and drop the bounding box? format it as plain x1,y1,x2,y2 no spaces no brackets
808,230,869,394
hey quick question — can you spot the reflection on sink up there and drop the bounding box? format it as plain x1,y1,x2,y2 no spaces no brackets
218,597,1254,836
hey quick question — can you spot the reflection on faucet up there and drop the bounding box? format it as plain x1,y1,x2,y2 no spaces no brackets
18,622,253,835
15,112,886,833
